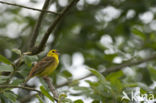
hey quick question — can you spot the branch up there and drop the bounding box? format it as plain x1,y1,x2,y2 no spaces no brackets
56,55,156,88
31,0,80,55
104,55,156,74
29,0,51,49
0,1,58,15
43,77,59,102
0,85,41,94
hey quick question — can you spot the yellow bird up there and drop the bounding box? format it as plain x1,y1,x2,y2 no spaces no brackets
24,49,59,84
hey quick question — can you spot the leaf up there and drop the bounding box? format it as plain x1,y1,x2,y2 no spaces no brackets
106,71,123,80
106,71,124,93
36,94,44,103
3,91,17,102
12,48,21,55
61,70,72,78
11,79,23,85
59,94,72,103
24,55,38,67
132,28,145,40
60,97,72,103
89,68,105,81
0,55,12,65
59,93,67,99
103,54,118,62
40,86,54,102
74,99,84,103
73,86,90,91
72,86,93,97
149,66,156,80
124,83,138,88
140,88,147,94
0,65,13,72
88,69,112,92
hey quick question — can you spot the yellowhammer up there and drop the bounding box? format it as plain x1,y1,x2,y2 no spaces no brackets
24,49,59,84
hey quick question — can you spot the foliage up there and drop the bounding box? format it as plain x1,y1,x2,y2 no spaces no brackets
0,0,156,102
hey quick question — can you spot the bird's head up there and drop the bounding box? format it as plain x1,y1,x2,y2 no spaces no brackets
47,49,59,58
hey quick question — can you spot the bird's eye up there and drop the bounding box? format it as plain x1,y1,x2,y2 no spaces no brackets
52,51,55,53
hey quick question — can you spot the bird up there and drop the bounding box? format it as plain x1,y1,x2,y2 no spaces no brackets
23,49,59,85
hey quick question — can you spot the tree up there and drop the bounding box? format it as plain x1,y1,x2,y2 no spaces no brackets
0,0,156,102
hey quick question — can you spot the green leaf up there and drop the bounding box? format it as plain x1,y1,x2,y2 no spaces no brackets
72,86,93,97
11,79,23,85
0,65,13,72
74,99,84,103
124,83,138,88
140,88,147,94
103,54,118,62
12,48,21,55
40,86,54,102
59,93,67,99
106,71,123,80
0,55,12,65
149,66,156,80
59,93,72,103
3,91,17,102
61,70,72,78
60,98,72,103
24,55,38,67
36,94,44,103
73,86,90,91
89,68,105,81
132,28,145,40
106,71,124,93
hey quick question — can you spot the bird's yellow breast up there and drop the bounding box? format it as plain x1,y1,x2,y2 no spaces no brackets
38,55,59,76
38,60,59,76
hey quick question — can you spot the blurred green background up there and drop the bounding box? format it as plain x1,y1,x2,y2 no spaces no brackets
0,0,156,103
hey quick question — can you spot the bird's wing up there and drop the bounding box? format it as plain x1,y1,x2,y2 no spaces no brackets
29,56,55,76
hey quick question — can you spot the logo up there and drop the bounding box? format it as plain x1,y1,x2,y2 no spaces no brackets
121,91,130,101
121,91,155,102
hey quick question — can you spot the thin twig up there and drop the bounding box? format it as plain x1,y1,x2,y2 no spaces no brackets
29,0,51,49
56,55,156,88
31,0,80,55
104,55,156,74
0,1,58,15
0,85,41,93
43,77,59,102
